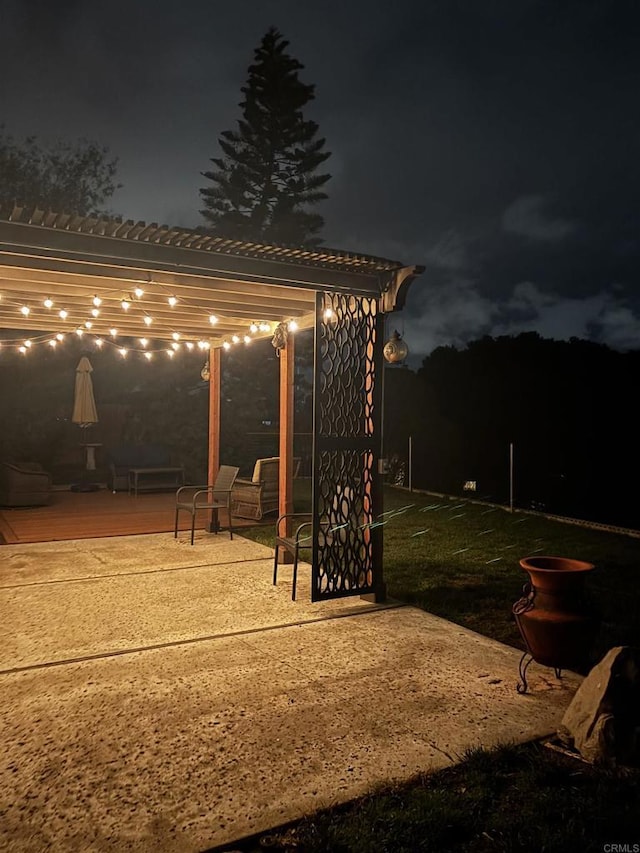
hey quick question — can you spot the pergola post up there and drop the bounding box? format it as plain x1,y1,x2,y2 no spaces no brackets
207,346,221,532
278,330,295,557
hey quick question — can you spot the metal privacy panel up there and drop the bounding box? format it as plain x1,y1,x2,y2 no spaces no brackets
312,292,383,601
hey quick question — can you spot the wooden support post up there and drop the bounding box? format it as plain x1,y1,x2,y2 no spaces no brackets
207,346,221,532
278,331,295,560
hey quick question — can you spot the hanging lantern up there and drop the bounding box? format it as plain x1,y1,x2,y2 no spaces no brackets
200,360,211,381
383,330,409,364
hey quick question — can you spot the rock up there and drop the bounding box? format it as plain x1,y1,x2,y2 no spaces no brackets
557,645,640,766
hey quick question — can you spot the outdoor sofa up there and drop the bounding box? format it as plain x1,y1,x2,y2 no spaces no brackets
107,444,183,493
0,461,53,507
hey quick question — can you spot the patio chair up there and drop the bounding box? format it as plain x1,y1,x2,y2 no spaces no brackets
0,461,53,507
273,513,334,600
174,465,239,545
231,456,279,521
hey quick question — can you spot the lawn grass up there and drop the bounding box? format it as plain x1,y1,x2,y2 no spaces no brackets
234,484,640,852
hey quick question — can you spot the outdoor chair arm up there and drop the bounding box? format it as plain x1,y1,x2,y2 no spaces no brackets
176,484,233,509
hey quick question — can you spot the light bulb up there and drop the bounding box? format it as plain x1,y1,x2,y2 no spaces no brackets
121,299,130,311
139,338,148,348
44,298,54,309
134,287,144,298
20,306,30,316
209,315,218,325
119,348,127,357
91,308,100,317
168,296,178,307
288,320,298,332
110,328,118,338
143,315,153,326
223,341,231,350
56,333,64,341
48,339,57,347
172,332,180,341
166,349,175,358
59,309,68,320
144,351,152,360
92,295,102,307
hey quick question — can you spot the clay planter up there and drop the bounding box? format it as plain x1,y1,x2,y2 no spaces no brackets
513,556,600,673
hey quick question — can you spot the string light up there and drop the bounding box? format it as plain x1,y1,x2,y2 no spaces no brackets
20,306,30,316
139,338,148,348
92,295,102,307
84,321,92,329
76,328,84,336
144,351,153,360
209,315,218,325
168,296,178,307
185,342,194,350
44,298,54,309
143,315,153,326
172,332,180,341
244,335,251,344
134,287,144,298
91,308,100,317
223,341,231,350
24,339,32,348
232,335,240,344
110,328,118,338
288,320,298,332
56,333,64,341
119,348,127,357
48,339,57,347
59,309,68,320
166,349,175,358
249,322,258,333
19,345,27,354
121,298,130,311
95,338,103,348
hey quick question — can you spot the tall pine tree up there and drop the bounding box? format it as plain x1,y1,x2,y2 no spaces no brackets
200,27,331,247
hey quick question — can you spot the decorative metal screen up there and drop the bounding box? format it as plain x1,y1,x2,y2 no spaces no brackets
311,292,384,600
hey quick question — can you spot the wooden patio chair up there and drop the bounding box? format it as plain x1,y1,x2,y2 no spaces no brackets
174,465,239,545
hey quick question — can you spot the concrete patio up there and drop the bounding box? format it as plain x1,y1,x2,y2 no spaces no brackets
0,531,582,852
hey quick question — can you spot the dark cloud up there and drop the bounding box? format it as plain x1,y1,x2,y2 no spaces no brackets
1,0,639,358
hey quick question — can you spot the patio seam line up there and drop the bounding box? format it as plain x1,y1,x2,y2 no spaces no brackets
0,601,407,676
0,555,274,590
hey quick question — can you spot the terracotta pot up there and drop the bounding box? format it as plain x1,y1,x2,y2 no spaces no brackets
512,556,600,670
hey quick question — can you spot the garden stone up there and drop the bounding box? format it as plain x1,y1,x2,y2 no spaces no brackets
558,645,640,766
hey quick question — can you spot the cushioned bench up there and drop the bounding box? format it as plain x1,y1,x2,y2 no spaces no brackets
107,444,183,493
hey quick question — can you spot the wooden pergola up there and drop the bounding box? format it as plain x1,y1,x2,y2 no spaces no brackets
0,205,424,601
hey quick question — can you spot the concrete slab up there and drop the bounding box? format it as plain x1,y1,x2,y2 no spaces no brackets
0,532,582,852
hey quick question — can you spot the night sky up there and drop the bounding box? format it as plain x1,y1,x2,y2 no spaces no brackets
2,0,639,364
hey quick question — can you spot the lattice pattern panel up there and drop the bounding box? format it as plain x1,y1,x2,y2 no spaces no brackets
312,292,381,601
317,293,377,438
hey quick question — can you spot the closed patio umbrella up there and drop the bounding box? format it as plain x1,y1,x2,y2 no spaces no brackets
72,357,100,482
72,356,98,427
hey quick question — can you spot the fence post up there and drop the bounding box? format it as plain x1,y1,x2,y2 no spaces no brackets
509,442,514,513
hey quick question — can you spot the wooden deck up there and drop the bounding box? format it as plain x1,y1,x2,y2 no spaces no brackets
0,488,261,545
